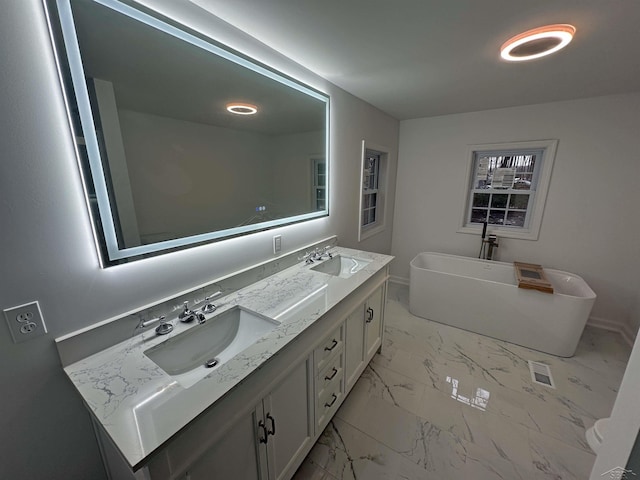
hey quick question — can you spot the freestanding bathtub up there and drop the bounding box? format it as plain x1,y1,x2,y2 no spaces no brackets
409,252,596,357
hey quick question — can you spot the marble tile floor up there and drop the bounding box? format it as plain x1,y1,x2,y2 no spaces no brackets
292,283,632,480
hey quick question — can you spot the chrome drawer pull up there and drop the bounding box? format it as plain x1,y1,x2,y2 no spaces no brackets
324,339,338,352
324,393,338,408
325,367,338,381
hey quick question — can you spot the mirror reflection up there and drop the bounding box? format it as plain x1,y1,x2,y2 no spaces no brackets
50,0,329,265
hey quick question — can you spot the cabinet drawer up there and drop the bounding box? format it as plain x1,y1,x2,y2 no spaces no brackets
314,325,343,372
315,373,344,430
317,353,343,400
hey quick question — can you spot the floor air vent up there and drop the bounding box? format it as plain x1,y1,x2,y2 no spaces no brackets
528,360,555,388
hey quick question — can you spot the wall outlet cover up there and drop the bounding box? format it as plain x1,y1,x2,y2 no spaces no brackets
273,235,282,254
4,301,47,344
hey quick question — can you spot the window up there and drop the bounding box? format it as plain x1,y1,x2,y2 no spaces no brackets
362,152,380,227
459,140,558,240
311,157,326,211
359,142,389,241
469,151,540,228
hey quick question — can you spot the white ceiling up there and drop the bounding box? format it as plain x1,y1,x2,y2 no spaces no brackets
188,0,640,120
73,0,326,135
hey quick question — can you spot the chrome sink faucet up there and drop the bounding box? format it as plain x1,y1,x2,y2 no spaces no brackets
179,301,195,319
315,245,334,261
179,301,206,324
300,245,334,264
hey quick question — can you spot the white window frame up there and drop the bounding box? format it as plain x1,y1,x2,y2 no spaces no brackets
311,156,327,211
358,141,389,242
458,139,558,241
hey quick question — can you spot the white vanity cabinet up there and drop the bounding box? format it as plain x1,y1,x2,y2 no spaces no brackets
179,358,313,480
86,261,391,480
364,285,385,359
314,325,345,431
255,357,314,480
344,305,365,391
176,414,261,480
149,356,313,480
344,284,386,391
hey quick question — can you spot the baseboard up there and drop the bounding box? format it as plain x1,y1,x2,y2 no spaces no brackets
389,275,409,286
587,316,636,347
620,323,637,347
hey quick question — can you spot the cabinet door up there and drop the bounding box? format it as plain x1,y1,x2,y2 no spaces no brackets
344,305,365,392
183,413,261,480
364,285,385,360
264,357,313,480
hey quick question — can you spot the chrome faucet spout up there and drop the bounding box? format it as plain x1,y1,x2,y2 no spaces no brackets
179,301,194,319
300,245,334,265
178,301,205,323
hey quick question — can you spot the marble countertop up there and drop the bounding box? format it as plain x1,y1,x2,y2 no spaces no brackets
63,247,393,469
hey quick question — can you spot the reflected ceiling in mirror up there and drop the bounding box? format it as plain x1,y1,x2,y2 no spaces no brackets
46,0,329,266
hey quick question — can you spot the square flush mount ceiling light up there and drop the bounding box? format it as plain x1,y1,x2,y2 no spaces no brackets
501,24,576,61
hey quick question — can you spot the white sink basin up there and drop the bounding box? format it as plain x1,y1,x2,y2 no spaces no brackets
311,255,371,278
144,306,279,388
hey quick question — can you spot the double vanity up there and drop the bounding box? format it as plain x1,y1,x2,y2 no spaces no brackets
57,245,393,480
47,2,392,478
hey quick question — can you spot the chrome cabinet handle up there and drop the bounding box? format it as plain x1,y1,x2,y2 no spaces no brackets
324,393,338,408
366,307,374,323
325,367,338,381
324,339,338,352
258,420,268,444
266,413,276,436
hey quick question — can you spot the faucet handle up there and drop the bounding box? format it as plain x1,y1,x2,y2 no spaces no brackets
139,315,174,335
140,315,166,328
205,291,222,301
298,251,315,263
202,291,223,315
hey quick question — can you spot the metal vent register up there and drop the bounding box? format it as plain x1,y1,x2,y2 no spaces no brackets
528,360,555,388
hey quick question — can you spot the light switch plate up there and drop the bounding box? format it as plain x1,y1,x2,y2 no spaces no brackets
4,301,47,344
273,235,282,254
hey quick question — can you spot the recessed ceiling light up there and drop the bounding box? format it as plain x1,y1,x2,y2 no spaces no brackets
226,103,258,115
500,24,576,62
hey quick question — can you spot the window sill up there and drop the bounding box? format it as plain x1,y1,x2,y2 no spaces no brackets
359,223,385,242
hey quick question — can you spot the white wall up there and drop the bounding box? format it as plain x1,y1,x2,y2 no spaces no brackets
391,94,640,333
120,109,273,241
271,130,324,216
0,1,398,478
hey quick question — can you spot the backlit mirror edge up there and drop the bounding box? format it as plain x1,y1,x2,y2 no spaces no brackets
46,0,331,267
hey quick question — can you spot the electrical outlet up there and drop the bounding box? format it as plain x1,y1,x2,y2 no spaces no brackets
4,301,47,344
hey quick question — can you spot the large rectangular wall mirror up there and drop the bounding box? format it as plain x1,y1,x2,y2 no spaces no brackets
45,0,330,266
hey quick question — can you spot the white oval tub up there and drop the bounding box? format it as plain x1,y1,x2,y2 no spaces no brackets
409,252,596,357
